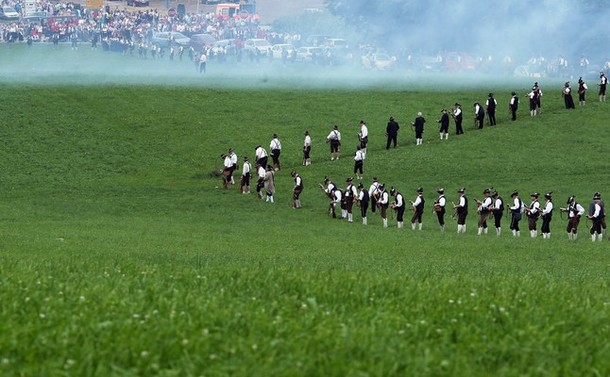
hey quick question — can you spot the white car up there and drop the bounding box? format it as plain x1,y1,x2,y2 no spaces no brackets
296,46,324,62
244,38,272,56
270,44,295,59
0,6,19,20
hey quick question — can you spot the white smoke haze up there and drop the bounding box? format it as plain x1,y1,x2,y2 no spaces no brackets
1,0,608,89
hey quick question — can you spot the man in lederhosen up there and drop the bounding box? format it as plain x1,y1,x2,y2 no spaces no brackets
540,192,554,239
240,156,252,194
291,170,303,209
509,92,519,121
454,188,468,234
390,187,405,229
269,134,282,171
476,188,493,235
368,177,380,214
358,120,368,157
377,184,389,228
509,190,524,237
588,192,605,242
344,177,357,223
386,116,400,149
525,192,541,238
560,195,585,240
326,125,341,161
357,183,369,225
452,103,464,135
491,190,504,236
303,131,312,166
410,187,425,230
254,145,268,169
486,93,497,126
437,109,449,140
433,188,446,232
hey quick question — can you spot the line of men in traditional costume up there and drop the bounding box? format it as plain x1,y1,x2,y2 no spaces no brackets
318,178,606,241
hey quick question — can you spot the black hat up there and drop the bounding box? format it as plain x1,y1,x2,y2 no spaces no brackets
304,130,309,135
273,133,278,138
357,183,364,189
390,187,397,194
437,188,444,194
544,192,552,200
458,187,465,193
255,145,261,150
531,192,540,198
510,190,519,197
372,177,378,182
454,102,460,106
389,116,394,121
291,170,297,177
565,82,570,87
243,156,248,161
379,183,385,189
333,125,338,130
488,93,493,97
220,153,226,158
566,195,575,204
483,188,491,194
416,187,423,193
491,191,499,197
346,177,353,182
593,192,601,200
511,91,516,95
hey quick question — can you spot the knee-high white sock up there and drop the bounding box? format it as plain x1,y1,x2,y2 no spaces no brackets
383,218,388,228
418,223,422,230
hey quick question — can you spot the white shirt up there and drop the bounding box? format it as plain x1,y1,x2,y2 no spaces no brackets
569,203,585,218
494,197,502,210
242,161,251,176
368,182,379,197
395,193,404,207
257,166,265,179
255,146,267,160
542,201,553,215
304,135,311,147
327,129,341,141
378,191,389,205
474,104,481,115
458,196,466,207
454,107,462,117
325,183,336,195
230,152,237,166
360,124,368,138
481,197,492,210
591,203,602,218
486,98,497,107
437,196,446,207
270,138,281,151
223,156,232,169
294,175,302,187
510,197,523,211
529,201,540,215
333,190,342,204
354,149,365,161
412,195,422,208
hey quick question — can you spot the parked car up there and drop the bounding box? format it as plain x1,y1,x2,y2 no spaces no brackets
0,6,20,20
513,64,547,78
325,38,348,50
362,53,396,70
270,43,295,59
445,52,478,72
126,0,150,6
190,33,216,50
296,46,324,63
243,38,272,56
150,31,190,48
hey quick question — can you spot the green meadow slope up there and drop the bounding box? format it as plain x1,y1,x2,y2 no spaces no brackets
0,45,609,376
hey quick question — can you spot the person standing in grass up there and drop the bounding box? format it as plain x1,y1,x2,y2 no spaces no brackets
291,170,303,209
255,163,266,199
326,125,341,161
475,188,492,235
377,184,390,228
410,187,425,230
437,109,449,140
357,183,369,225
303,131,312,166
344,177,357,223
263,165,275,203
474,102,485,129
255,145,268,169
532,82,543,114
353,145,365,180
486,93,497,126
368,177,381,214
270,134,282,171
412,112,425,145
540,192,554,239
491,190,504,236
221,153,233,189
454,188,468,234
452,103,464,135
509,92,519,121
577,77,588,106
386,116,400,149
588,193,605,242
560,195,585,240
562,82,575,109
391,187,406,229
598,72,608,102
358,120,368,157
228,148,238,185
509,190,524,237
240,157,252,194
593,192,606,237
527,89,538,116
525,192,541,238
433,188,447,232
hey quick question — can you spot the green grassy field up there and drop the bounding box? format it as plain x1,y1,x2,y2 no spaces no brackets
0,44,609,376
